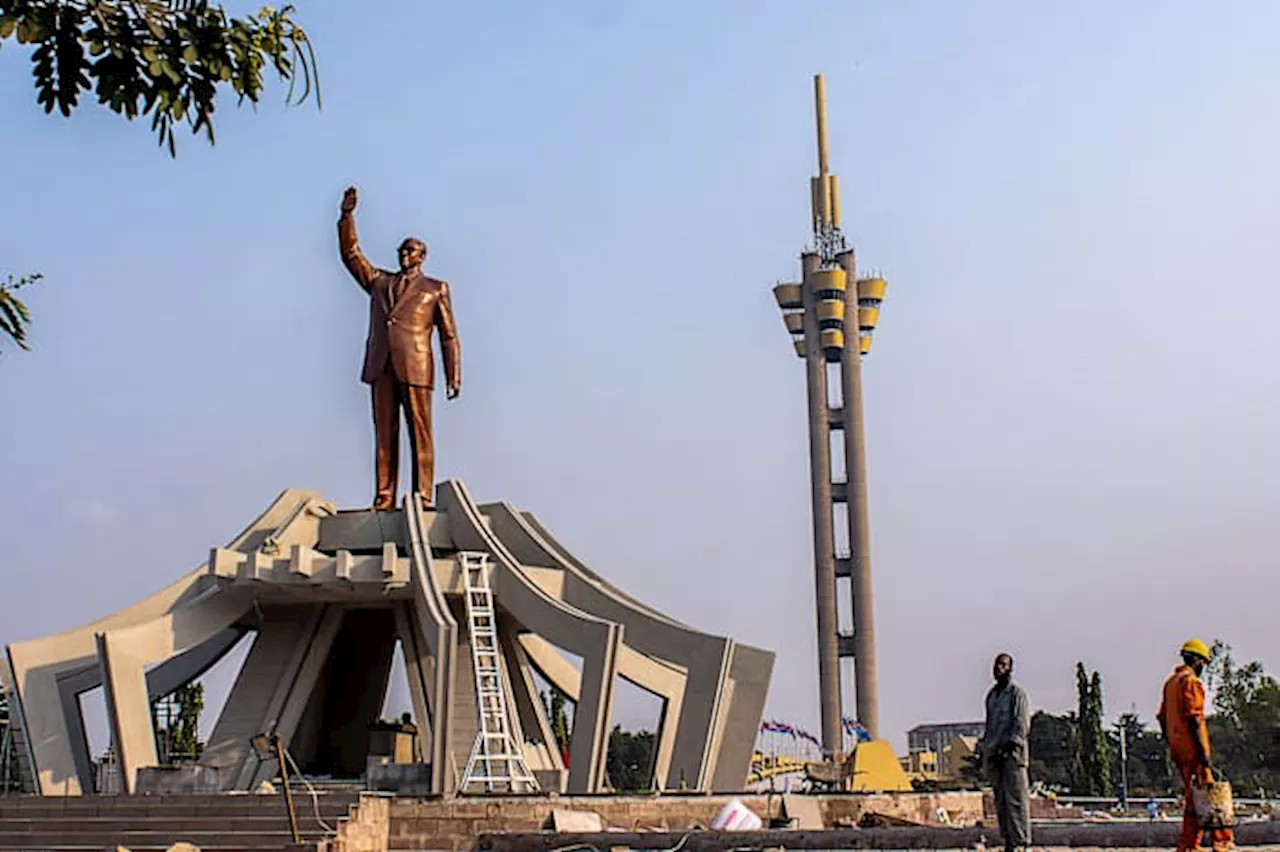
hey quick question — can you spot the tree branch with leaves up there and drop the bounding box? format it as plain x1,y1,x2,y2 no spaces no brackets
1070,662,1113,796
0,0,320,156
0,273,43,355
1,2,319,357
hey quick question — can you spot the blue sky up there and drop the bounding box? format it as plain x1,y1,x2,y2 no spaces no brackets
4,1,1280,751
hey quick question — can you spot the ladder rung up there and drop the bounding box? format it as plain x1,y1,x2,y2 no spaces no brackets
469,772,531,778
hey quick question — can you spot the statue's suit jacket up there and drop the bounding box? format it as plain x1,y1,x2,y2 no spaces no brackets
338,213,461,389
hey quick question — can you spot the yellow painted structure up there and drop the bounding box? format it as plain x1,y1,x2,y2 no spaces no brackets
810,267,847,295
827,174,841,228
859,333,872,355
783,312,804,334
810,177,830,233
857,277,887,303
899,749,939,783
817,300,846,323
820,328,844,351
747,751,809,783
773,283,802,310
857,307,880,331
850,740,913,792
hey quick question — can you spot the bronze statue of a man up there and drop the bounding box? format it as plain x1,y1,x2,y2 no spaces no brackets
337,186,461,511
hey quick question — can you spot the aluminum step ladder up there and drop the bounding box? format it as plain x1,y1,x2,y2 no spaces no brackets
0,689,35,794
458,552,538,794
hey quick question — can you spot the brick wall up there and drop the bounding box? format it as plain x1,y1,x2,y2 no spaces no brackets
388,791,986,852
318,794,389,852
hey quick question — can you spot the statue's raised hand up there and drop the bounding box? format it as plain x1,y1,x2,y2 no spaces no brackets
341,186,359,214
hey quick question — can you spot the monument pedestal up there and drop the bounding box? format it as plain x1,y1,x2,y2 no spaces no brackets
2,480,774,797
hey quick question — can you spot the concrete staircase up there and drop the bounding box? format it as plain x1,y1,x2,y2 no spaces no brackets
0,791,362,851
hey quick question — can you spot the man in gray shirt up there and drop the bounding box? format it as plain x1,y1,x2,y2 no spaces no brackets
982,653,1031,851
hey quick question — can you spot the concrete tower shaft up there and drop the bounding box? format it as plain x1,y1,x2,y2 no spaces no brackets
800,249,842,758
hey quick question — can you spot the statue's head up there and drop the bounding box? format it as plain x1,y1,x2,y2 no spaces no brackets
397,237,427,272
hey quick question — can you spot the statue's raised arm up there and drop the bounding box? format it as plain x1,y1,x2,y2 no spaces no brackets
337,186,378,291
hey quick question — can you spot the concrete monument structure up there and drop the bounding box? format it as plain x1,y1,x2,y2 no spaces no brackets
2,184,773,802
2,482,774,797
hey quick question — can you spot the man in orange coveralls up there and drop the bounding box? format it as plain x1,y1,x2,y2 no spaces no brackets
1157,639,1234,852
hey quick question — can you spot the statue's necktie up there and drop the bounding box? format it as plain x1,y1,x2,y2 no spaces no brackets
390,274,408,309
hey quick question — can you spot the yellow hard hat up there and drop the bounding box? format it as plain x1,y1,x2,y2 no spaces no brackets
1181,639,1212,661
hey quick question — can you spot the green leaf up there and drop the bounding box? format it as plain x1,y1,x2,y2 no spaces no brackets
7,2,320,157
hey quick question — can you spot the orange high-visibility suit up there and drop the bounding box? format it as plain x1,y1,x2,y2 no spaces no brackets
1157,665,1234,852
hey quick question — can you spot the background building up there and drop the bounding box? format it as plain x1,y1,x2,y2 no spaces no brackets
907,721,985,757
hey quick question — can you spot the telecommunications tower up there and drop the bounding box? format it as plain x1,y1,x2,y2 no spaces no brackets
771,74,888,756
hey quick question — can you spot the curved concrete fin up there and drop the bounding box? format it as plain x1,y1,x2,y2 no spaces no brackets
518,634,582,701
498,626,563,776
710,642,776,791
5,488,322,795
436,480,621,794
48,626,248,793
96,589,255,793
482,501,732,791
404,494,458,794
515,509,688,628
520,634,685,791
